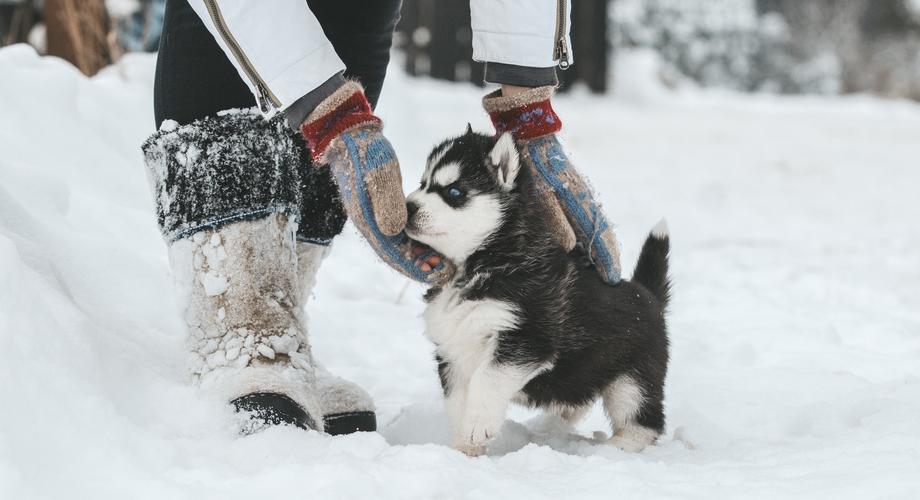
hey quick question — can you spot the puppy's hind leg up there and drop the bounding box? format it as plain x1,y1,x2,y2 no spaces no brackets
553,403,592,426
603,375,662,452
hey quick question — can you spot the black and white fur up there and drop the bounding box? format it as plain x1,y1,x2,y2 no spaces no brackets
406,128,671,456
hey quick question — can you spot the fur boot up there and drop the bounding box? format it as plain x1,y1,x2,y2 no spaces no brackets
142,109,367,432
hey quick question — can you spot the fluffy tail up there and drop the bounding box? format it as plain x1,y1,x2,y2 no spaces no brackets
632,218,671,308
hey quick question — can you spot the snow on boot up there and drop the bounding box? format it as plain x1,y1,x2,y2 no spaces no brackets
296,242,376,435
143,109,323,433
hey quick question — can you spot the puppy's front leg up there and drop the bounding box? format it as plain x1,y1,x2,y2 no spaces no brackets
453,362,540,456
437,356,468,442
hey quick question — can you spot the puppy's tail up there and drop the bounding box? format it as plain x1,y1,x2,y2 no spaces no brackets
632,218,671,309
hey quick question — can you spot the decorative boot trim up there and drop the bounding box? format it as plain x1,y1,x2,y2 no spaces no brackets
482,87,562,141
142,108,301,243
300,81,380,162
294,133,347,246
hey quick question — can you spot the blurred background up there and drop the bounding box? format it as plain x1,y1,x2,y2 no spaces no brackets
2,0,919,100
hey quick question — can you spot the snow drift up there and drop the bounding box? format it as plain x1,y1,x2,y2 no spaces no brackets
1,44,919,499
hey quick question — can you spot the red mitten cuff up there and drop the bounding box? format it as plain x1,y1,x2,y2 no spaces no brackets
300,81,380,161
482,87,562,141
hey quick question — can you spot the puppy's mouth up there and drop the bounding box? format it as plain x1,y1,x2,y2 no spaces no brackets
405,224,445,239
406,227,445,238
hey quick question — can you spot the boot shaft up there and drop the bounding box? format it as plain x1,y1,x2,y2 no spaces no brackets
169,213,310,376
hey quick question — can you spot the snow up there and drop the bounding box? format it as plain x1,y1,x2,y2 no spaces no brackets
2,43,920,498
105,0,141,19
910,0,920,19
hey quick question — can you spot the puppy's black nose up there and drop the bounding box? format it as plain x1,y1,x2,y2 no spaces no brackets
406,200,419,219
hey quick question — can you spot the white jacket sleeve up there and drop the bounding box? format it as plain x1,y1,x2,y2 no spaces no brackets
186,0,345,113
470,0,572,68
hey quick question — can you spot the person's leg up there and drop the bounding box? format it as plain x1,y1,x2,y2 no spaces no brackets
147,0,373,434
306,0,401,109
281,0,401,129
154,0,349,247
153,0,252,128
156,0,443,283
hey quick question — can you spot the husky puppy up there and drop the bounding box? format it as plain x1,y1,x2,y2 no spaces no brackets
406,128,671,456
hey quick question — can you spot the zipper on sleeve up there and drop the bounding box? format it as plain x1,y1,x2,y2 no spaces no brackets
553,0,570,70
203,0,281,112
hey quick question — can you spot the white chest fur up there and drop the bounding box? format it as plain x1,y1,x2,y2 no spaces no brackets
423,284,519,378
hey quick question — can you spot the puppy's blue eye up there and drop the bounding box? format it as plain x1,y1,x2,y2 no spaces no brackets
448,187,464,198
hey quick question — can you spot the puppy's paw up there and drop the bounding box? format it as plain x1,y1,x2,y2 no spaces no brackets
608,426,659,453
454,410,502,453
609,435,647,453
452,442,487,457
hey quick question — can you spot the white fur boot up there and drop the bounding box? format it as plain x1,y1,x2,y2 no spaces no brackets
144,110,323,431
169,214,323,431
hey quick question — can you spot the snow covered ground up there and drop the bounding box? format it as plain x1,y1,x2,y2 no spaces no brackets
1,44,919,499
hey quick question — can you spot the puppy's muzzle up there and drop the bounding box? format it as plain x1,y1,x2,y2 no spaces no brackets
405,200,423,234
406,200,420,220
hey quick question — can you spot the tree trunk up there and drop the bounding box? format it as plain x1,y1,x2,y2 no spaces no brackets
44,0,112,76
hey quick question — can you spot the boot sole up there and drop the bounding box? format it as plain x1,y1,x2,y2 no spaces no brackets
324,411,377,435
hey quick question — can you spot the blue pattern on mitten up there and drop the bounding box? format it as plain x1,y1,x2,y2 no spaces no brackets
527,136,621,283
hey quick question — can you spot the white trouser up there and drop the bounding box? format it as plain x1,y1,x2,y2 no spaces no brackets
186,0,572,112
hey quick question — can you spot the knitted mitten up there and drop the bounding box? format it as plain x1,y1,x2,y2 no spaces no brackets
301,81,450,284
483,86,622,284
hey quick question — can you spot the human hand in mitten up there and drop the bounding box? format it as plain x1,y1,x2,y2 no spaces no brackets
483,86,622,284
300,81,451,283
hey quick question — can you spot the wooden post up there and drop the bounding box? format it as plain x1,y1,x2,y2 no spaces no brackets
44,0,112,76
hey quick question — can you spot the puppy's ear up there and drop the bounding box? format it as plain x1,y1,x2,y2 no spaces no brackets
489,132,520,190
465,123,474,136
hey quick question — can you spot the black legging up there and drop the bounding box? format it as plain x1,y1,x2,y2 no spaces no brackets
153,0,402,127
